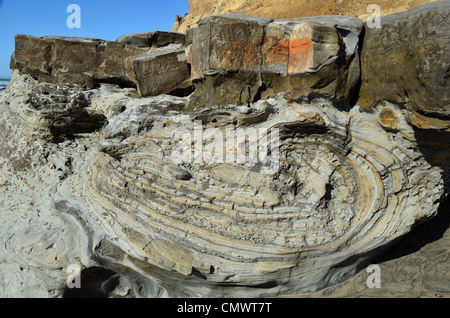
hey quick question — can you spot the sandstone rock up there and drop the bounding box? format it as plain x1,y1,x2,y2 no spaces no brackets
95,40,149,87
2,1,449,298
10,34,55,84
192,14,272,77
10,35,148,88
189,14,363,107
115,31,185,48
358,0,450,128
10,34,190,97
173,0,438,33
0,62,447,297
132,44,190,97
74,89,443,296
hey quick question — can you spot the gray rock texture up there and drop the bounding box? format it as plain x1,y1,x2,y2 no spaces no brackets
132,44,190,97
0,70,445,297
0,1,449,298
189,14,363,107
10,33,189,97
115,31,185,48
358,0,450,128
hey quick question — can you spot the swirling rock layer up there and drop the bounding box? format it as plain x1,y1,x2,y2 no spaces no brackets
70,87,442,296
1,1,449,298
0,64,446,297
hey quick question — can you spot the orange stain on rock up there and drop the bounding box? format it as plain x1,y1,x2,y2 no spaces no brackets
262,36,290,68
288,38,313,74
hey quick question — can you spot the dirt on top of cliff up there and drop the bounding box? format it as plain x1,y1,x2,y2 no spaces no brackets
172,0,439,33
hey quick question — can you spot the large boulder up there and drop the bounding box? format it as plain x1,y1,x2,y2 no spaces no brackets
132,44,190,97
189,14,363,107
10,35,149,88
10,33,190,97
357,0,450,129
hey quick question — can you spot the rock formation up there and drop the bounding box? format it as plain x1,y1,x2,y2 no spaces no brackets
172,0,438,33
0,1,448,297
188,14,363,107
10,32,190,97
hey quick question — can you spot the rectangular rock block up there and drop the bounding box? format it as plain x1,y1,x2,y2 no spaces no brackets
115,31,185,48
11,35,54,83
132,45,190,97
191,14,273,79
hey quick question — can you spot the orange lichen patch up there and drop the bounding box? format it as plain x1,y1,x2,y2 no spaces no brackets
288,38,313,74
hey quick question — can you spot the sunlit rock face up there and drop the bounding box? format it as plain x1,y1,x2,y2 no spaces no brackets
76,93,443,297
0,71,444,297
173,0,439,33
10,33,190,97
358,0,450,129
0,1,448,298
188,14,363,107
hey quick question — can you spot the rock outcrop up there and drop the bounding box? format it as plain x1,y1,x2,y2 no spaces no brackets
10,33,190,97
0,1,449,298
132,44,190,97
188,14,363,107
358,0,450,128
115,31,185,48
173,0,438,33
357,0,450,192
0,71,444,297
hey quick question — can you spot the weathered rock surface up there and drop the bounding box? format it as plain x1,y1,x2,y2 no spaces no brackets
132,44,190,97
287,197,450,298
1,1,449,298
0,71,445,297
189,14,363,107
358,0,450,129
173,0,438,33
115,31,185,48
358,0,450,195
10,33,189,97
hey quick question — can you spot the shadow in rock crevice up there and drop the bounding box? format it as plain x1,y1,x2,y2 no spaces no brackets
373,125,450,262
62,266,120,298
374,190,450,264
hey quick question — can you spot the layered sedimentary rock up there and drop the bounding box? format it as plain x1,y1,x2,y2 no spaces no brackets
115,31,185,48
358,0,450,128
358,0,450,191
0,69,445,297
189,14,363,107
0,1,449,298
173,0,438,33
10,33,190,96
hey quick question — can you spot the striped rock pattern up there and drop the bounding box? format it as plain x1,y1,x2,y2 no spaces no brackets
67,88,443,296
0,72,445,297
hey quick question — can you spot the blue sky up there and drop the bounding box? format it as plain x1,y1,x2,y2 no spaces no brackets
0,0,189,78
